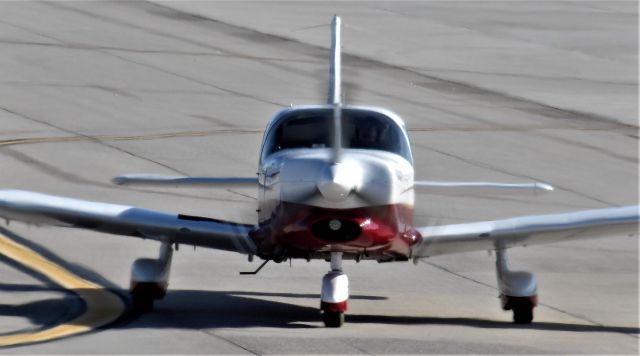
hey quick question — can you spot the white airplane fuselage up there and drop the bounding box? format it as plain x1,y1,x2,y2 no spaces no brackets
251,105,420,262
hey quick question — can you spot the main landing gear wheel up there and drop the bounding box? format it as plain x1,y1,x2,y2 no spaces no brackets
131,289,155,313
322,311,345,327
512,304,534,324
502,295,536,324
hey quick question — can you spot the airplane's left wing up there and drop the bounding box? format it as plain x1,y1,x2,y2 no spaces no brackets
412,205,639,258
0,190,256,254
112,174,257,187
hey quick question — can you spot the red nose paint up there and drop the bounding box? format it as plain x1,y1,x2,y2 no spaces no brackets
252,202,418,259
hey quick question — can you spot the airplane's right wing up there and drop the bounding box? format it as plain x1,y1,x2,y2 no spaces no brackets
0,190,256,255
411,205,639,258
414,181,554,196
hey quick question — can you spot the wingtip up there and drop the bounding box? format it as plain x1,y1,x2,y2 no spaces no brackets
111,176,126,185
535,183,555,192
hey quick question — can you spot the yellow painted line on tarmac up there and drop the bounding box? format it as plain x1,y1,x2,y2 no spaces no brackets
0,233,126,347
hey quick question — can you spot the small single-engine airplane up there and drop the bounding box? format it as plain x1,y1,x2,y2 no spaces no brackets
0,16,637,327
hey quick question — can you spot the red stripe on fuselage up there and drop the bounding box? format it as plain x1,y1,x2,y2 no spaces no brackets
252,202,418,259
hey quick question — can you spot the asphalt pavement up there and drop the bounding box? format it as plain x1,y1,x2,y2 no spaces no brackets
0,1,637,354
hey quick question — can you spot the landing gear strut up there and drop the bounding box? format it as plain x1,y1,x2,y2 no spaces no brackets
495,249,537,324
320,252,348,327
130,242,173,313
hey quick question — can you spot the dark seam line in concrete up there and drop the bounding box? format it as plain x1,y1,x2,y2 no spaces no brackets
199,329,260,355
537,134,638,164
16,1,638,138
105,51,286,108
2,3,287,108
17,0,637,133
409,66,637,86
42,0,634,131
1,5,629,203
1,147,113,189
35,2,290,108
0,80,223,96
0,130,261,148
0,110,252,204
0,17,66,45
372,4,637,68
420,260,639,339
0,105,187,176
68,0,326,78
142,1,637,129
413,141,616,207
0,148,249,205
0,39,324,64
339,339,374,355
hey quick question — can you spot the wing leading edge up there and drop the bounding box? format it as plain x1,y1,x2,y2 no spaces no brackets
412,205,639,258
112,174,257,187
0,190,256,254
414,181,554,196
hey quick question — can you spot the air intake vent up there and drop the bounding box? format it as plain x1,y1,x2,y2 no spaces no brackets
311,219,361,242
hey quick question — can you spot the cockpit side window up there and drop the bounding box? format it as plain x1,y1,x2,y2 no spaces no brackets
262,109,412,162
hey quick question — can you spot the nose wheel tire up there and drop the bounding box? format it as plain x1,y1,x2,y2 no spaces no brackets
322,311,345,327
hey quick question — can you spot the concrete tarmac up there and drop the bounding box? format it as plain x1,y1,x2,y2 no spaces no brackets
0,1,637,354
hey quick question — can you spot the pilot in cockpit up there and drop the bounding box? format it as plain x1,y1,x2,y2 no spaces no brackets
355,125,378,148
352,121,388,149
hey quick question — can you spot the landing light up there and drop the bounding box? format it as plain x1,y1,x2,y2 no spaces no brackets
359,218,371,227
329,219,342,231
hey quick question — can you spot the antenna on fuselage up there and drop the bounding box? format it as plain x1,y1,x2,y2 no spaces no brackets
328,15,342,163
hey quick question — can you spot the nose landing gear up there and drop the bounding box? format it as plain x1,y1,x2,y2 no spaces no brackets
320,252,348,327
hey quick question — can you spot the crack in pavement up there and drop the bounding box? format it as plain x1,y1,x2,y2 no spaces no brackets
140,1,637,129
0,108,256,204
0,39,323,64
419,260,639,340
412,141,618,207
0,106,187,176
40,1,637,131
0,128,262,148
199,330,261,355
0,147,252,205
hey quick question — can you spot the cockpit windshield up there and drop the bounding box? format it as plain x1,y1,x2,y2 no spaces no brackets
262,108,412,162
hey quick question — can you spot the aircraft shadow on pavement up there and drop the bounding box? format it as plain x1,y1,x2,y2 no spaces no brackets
120,290,387,329
123,289,640,334
0,283,85,332
1,285,638,335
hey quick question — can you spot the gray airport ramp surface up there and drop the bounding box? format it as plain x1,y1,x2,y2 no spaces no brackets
0,1,637,354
